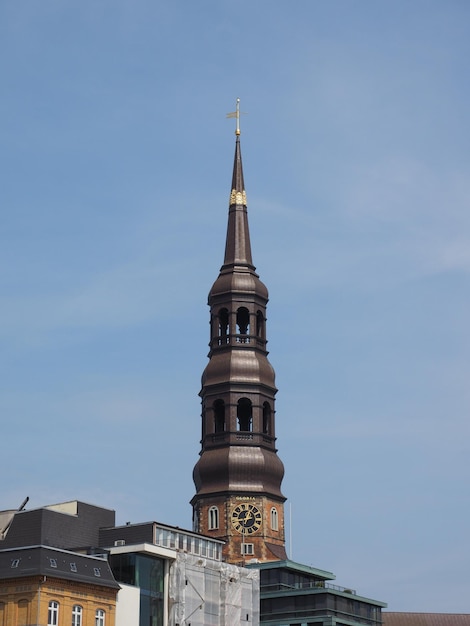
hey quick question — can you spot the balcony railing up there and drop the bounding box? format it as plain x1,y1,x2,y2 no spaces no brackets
212,334,266,348
205,431,275,447
261,581,357,595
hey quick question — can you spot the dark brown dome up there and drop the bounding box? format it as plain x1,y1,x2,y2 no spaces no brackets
193,446,285,499
209,267,269,303
201,349,276,389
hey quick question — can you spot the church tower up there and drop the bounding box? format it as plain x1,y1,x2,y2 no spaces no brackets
191,103,287,564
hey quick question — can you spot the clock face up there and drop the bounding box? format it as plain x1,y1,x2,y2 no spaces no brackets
231,504,262,534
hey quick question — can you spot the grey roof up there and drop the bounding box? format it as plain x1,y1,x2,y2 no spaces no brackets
0,545,120,589
0,501,115,550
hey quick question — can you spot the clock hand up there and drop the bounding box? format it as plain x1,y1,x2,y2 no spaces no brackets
244,511,255,526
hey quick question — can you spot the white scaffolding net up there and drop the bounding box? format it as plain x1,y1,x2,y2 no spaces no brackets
169,552,259,626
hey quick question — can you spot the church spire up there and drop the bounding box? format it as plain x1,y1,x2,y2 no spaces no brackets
191,107,287,564
223,102,253,269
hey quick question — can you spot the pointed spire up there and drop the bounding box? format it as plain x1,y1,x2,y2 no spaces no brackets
222,100,253,269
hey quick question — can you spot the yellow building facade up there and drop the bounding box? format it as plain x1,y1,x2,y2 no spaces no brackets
0,546,118,626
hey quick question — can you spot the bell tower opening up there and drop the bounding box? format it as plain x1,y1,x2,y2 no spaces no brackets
237,398,252,432
236,307,250,343
217,308,229,345
214,400,225,433
263,402,271,435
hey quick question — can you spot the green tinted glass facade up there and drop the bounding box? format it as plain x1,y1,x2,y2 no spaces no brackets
109,553,164,626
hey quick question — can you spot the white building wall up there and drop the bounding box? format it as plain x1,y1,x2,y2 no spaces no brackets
115,583,141,626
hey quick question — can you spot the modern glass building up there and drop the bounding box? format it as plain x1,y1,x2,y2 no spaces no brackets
249,560,386,626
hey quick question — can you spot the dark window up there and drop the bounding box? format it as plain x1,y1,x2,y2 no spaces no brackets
218,308,229,344
262,402,271,434
236,307,250,342
214,400,225,433
237,398,252,431
256,310,264,338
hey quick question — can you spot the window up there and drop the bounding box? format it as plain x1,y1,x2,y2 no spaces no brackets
218,308,229,344
208,506,219,530
93,567,101,577
236,307,250,342
270,507,279,531
256,310,264,339
72,605,82,626
95,609,105,626
48,601,59,626
213,400,225,433
49,558,57,568
11,559,20,568
262,402,271,434
70,562,77,572
241,543,254,555
237,398,252,432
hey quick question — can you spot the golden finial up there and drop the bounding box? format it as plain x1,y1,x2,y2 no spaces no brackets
226,98,244,135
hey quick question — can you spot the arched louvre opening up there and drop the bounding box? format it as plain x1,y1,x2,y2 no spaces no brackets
263,402,271,434
214,400,225,433
218,308,229,344
237,398,252,432
256,310,265,340
236,307,250,342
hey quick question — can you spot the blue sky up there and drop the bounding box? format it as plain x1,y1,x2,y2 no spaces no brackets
1,0,469,613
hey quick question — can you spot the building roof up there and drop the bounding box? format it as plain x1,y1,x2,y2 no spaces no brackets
383,614,470,626
0,500,115,551
248,558,335,581
0,545,120,589
0,500,115,550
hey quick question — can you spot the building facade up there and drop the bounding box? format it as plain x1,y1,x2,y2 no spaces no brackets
0,500,259,626
0,501,119,626
100,520,259,626
250,560,386,626
0,545,118,626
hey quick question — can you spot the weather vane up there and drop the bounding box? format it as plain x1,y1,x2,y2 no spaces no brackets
226,98,245,136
